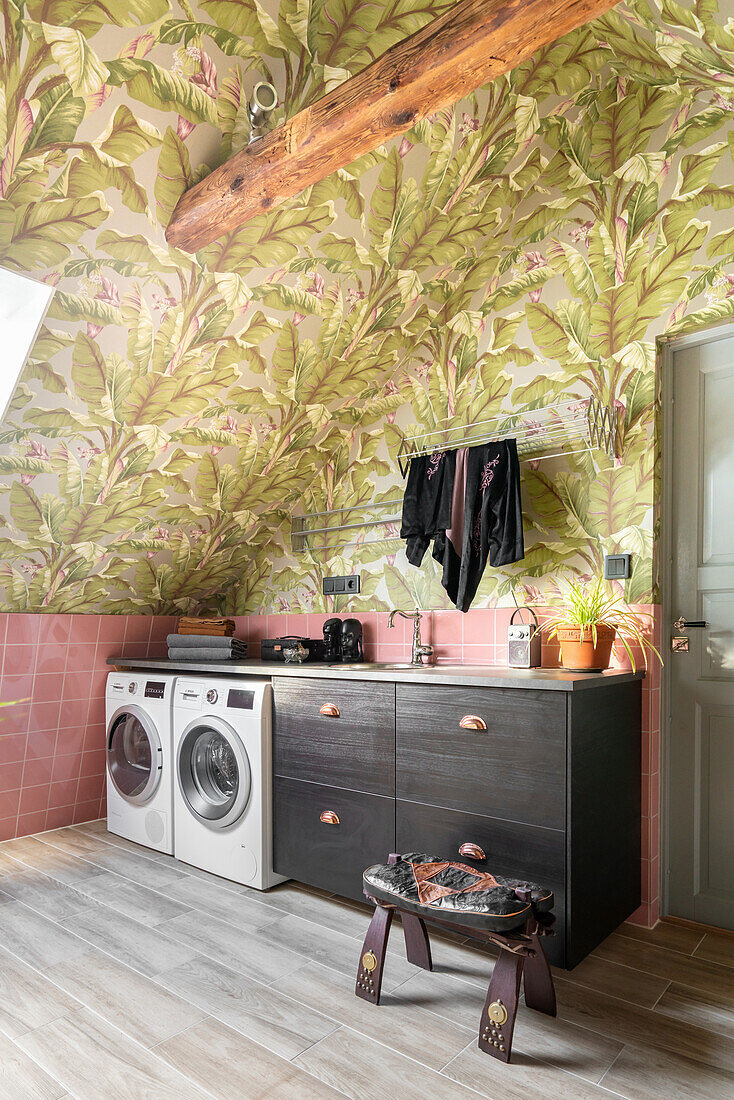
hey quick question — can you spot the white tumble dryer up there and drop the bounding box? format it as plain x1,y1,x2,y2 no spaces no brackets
172,677,286,890
105,672,177,855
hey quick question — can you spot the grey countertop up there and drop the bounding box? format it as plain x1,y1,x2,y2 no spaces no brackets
107,656,644,691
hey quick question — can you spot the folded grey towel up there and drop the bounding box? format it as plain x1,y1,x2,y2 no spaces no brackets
168,645,247,662
167,634,242,650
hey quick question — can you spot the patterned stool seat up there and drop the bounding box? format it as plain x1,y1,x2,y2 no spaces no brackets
363,852,554,932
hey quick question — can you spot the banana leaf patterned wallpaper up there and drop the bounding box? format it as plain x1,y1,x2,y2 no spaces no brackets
0,0,733,614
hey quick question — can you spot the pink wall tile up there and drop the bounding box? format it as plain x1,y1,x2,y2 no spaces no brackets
462,609,497,645
58,698,88,729
0,789,21,817
38,615,72,645
51,753,82,784
626,903,652,927
66,644,97,673
1,673,35,701
377,612,404,645
432,610,463,645
77,774,104,803
0,761,24,792
125,616,153,644
70,616,100,643
6,614,39,646
25,728,57,759
461,644,495,665
19,784,51,815
0,734,28,764
56,727,86,755
49,779,80,809
79,749,105,777
45,805,75,830
30,701,62,731
17,809,47,835
73,800,100,824
0,701,31,735
22,756,54,786
33,673,65,704
35,645,68,674
3,646,37,677
433,644,464,663
98,615,128,643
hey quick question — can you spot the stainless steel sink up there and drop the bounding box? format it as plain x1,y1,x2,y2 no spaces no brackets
326,662,423,670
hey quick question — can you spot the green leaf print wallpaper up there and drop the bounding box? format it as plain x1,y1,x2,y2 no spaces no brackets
0,0,732,615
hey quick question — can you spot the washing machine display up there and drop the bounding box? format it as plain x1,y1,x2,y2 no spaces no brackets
107,706,161,803
178,717,251,827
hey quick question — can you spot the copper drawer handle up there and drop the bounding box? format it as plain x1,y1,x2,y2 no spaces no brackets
459,714,487,730
320,703,340,717
320,810,340,825
459,843,486,861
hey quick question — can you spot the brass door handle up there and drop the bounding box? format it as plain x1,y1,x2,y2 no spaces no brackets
320,810,340,825
459,842,486,861
673,617,708,630
459,714,487,730
319,703,340,717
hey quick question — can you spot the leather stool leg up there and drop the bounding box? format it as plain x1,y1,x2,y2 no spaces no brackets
401,913,432,971
355,902,393,1005
522,924,557,1017
478,948,524,1063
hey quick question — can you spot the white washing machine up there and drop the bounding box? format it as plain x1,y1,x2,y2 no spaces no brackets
172,677,286,890
105,672,177,854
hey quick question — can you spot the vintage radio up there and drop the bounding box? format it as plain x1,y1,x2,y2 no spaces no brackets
507,607,541,668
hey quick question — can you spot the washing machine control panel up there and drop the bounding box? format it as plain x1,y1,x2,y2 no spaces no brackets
128,681,137,694
227,688,254,710
145,681,166,700
206,689,218,704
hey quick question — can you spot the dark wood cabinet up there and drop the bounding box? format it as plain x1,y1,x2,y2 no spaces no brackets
396,684,566,829
273,677,395,796
396,799,566,963
274,777,395,899
272,673,642,969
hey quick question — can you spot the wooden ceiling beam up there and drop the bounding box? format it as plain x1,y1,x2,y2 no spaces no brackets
165,0,619,252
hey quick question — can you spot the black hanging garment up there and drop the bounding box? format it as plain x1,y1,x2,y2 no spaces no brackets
434,439,524,612
400,449,456,566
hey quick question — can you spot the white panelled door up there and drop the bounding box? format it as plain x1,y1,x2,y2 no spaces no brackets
668,331,734,929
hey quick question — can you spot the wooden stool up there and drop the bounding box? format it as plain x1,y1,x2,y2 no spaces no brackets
355,852,557,1063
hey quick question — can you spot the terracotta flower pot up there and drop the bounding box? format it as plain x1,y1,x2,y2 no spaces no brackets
556,624,616,672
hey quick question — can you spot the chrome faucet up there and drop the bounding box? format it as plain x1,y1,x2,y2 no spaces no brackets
388,609,434,666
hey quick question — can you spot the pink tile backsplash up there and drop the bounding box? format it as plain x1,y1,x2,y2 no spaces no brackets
0,612,154,842
0,605,663,930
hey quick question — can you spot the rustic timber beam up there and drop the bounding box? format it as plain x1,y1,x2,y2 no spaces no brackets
165,0,619,252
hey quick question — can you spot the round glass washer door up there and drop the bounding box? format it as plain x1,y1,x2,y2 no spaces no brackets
177,715,251,829
106,705,162,805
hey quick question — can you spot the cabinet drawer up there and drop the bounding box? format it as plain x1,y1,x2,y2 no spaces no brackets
396,684,566,829
274,678,395,796
397,799,566,967
274,777,395,902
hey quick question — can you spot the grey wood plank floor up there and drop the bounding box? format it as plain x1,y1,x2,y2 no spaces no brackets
1,821,733,1099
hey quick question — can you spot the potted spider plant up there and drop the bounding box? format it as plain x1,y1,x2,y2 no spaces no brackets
540,577,661,672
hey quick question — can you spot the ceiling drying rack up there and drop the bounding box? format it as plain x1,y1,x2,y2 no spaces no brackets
396,397,618,476
291,397,619,554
